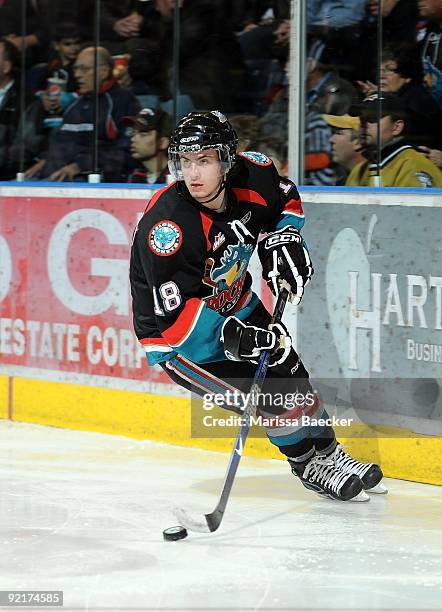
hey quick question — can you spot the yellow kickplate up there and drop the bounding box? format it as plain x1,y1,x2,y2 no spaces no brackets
0,375,10,419
9,377,442,485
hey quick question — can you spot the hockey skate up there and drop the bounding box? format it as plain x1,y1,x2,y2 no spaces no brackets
331,444,387,494
288,454,369,502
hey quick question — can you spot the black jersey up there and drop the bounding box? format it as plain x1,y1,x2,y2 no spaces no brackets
130,151,304,365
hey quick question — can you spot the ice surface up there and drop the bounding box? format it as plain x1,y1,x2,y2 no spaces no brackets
0,421,441,611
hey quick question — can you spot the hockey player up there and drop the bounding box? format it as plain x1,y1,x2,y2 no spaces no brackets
130,110,385,502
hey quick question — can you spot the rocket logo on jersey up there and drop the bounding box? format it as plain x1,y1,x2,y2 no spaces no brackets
148,220,182,256
203,242,254,313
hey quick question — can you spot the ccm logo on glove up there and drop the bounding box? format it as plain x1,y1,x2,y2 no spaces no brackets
263,232,303,248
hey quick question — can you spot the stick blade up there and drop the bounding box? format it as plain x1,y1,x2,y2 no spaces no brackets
173,507,211,533
205,509,223,532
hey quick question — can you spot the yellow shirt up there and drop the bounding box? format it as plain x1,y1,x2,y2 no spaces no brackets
346,144,442,188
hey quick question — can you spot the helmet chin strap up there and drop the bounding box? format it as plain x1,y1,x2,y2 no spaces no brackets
198,177,226,205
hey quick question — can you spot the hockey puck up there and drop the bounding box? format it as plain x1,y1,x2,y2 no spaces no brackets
163,525,188,541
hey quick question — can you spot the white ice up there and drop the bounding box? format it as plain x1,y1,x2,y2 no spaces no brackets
0,420,441,611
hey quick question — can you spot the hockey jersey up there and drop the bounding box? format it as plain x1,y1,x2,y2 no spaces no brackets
130,152,304,366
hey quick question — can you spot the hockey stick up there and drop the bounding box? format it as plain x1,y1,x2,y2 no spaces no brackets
174,287,290,533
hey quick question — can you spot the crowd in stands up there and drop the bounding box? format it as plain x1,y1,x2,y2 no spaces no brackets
0,0,441,186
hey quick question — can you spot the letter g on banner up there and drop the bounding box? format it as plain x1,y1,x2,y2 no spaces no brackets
0,235,12,303
47,209,129,315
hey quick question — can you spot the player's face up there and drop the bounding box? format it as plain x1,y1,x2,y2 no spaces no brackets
180,150,223,204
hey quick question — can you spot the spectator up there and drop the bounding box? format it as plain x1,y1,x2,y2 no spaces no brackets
123,107,172,184
36,23,82,94
258,55,337,185
228,114,258,153
24,46,139,182
304,109,335,185
0,38,20,180
9,25,82,173
249,135,288,176
349,93,442,187
366,0,420,43
307,1,367,80
419,145,442,168
357,42,442,147
359,1,420,82
0,0,44,64
323,114,366,185
418,0,442,106
238,0,290,63
99,0,150,56
99,0,246,110
226,1,285,33
130,0,245,111
306,38,360,115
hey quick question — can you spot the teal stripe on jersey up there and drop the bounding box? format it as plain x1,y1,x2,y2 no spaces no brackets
146,293,260,366
146,348,177,366
275,212,305,231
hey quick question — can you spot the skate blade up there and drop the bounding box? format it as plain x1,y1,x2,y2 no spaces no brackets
366,482,388,494
319,490,370,502
351,490,370,502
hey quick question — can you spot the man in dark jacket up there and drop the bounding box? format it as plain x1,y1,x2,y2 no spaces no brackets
0,38,20,180
25,46,139,182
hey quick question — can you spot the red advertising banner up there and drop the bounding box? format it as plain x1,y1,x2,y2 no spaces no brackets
0,189,270,387
0,192,165,383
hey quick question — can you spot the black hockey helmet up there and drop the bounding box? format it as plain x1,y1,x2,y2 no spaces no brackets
168,110,238,180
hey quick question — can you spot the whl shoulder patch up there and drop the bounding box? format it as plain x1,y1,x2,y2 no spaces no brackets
240,151,273,166
148,220,182,256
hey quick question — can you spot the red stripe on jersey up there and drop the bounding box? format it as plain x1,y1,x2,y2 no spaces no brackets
232,188,268,207
175,356,239,396
140,337,170,346
144,182,176,214
284,198,304,216
199,212,213,250
162,298,202,346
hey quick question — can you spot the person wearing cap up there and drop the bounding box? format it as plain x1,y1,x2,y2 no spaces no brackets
123,107,172,184
348,93,442,188
323,114,365,185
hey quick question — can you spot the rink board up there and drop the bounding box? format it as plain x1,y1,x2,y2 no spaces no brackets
1,373,440,486
0,185,441,486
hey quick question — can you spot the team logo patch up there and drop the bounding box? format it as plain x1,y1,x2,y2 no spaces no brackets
415,172,434,188
148,220,182,256
240,151,272,166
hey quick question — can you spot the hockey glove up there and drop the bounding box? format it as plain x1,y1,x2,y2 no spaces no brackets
257,226,313,305
220,317,291,366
